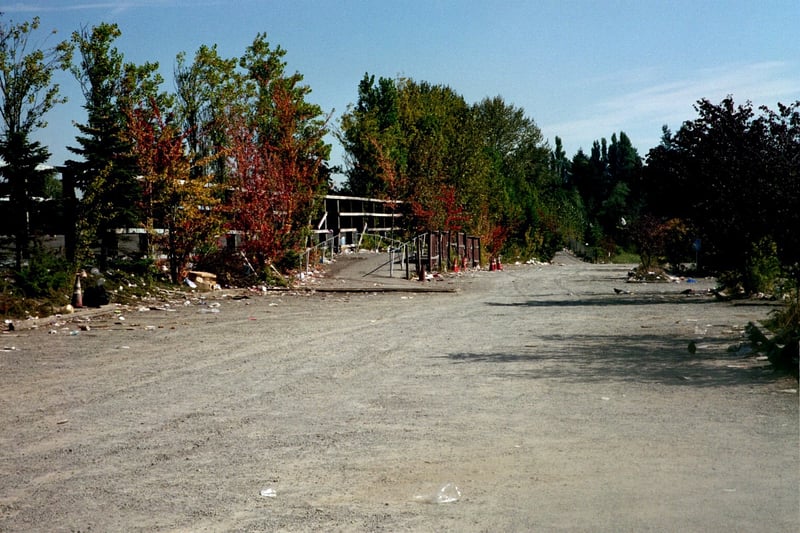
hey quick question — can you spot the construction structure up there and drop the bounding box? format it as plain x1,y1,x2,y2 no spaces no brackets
312,195,403,247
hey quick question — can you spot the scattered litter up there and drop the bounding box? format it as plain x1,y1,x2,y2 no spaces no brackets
118,346,130,350
1,346,16,351
601,396,610,401
260,487,277,498
779,389,798,394
79,325,91,331
144,325,157,330
199,308,219,314
414,482,461,504
56,419,69,425
69,330,80,336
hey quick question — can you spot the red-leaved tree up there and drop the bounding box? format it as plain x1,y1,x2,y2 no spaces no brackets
126,98,221,282
226,75,329,270
410,184,469,233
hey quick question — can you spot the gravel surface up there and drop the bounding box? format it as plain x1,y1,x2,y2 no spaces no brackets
1,252,797,532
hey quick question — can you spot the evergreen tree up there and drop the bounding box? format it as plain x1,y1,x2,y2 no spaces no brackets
63,23,160,267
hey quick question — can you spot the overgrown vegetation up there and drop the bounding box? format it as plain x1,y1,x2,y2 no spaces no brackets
12,248,71,298
746,296,800,379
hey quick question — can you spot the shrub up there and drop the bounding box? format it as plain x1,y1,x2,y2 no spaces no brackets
743,237,781,294
274,249,302,272
13,249,72,298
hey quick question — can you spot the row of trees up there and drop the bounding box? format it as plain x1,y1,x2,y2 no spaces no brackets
341,74,798,294
339,76,586,261
2,15,798,299
1,16,330,282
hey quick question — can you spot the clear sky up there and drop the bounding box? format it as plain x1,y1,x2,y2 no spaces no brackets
3,0,798,179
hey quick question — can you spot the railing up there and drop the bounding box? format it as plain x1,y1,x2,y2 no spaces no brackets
310,230,482,280
304,235,337,274
354,232,414,279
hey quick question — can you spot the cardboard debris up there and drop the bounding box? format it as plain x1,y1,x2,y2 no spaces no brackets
186,271,219,292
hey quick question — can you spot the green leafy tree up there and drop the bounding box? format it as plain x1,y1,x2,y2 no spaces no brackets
0,15,71,268
643,97,799,287
339,74,403,197
174,44,241,183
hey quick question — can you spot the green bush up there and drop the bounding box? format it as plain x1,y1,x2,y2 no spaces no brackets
612,250,641,264
357,233,384,250
108,256,157,278
744,237,781,294
13,250,72,298
274,249,302,272
718,237,782,295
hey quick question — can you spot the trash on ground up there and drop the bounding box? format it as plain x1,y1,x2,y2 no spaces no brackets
414,482,461,504
186,271,220,291
260,487,277,498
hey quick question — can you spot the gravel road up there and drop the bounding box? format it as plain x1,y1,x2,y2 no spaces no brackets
1,252,797,532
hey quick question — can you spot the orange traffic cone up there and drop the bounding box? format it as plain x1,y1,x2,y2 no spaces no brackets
71,274,83,308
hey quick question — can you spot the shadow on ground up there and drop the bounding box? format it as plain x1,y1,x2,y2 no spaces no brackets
444,333,784,388
486,294,781,308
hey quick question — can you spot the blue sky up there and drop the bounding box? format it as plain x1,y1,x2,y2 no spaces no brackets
3,0,798,178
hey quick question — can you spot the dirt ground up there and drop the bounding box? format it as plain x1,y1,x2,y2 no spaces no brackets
1,251,798,532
